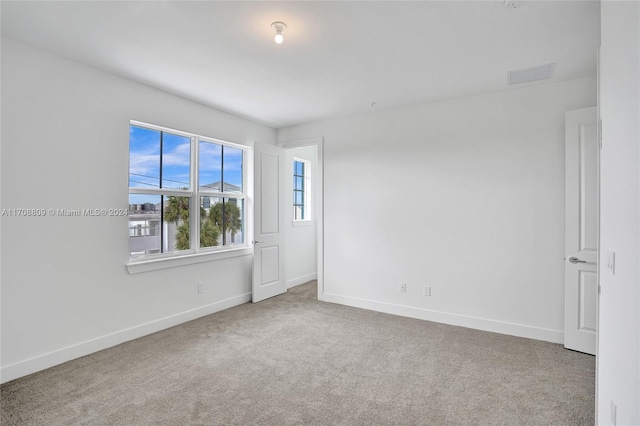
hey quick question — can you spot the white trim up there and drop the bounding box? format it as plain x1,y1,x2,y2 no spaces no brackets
292,220,313,227
199,134,250,151
129,188,191,197
198,190,247,198
245,145,254,256
127,247,252,274
323,292,564,344
0,292,252,384
595,46,601,422
287,272,318,289
191,135,200,251
130,120,194,139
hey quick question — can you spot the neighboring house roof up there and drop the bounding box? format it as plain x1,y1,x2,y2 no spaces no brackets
201,181,242,193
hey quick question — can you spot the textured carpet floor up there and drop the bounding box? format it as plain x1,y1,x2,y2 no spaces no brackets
1,281,594,425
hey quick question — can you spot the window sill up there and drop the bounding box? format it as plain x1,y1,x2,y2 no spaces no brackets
292,220,313,227
126,247,253,275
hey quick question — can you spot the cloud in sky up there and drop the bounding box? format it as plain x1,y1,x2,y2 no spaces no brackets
129,125,243,190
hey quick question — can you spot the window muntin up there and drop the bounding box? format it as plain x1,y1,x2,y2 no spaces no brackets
128,122,246,261
293,159,310,221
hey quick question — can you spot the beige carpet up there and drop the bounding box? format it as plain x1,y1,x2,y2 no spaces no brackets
1,281,594,425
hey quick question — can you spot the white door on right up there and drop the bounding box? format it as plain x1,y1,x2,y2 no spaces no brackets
564,106,598,355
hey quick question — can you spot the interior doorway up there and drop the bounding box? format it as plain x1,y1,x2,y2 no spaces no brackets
280,137,324,301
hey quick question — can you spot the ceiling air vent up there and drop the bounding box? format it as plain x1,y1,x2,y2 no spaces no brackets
507,63,556,85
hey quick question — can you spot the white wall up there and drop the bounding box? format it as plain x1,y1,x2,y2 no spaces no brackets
279,76,596,343
284,146,317,288
598,2,640,424
0,38,276,383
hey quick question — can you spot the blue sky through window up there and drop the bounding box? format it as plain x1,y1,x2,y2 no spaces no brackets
128,126,190,190
222,146,243,192
129,125,243,205
161,133,190,190
198,142,243,191
129,126,160,189
198,141,221,189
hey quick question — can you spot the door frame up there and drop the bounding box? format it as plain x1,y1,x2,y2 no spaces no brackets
278,137,324,301
594,47,601,422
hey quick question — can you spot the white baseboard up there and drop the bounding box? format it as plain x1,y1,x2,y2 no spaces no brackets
322,292,564,344
287,272,317,289
0,292,251,384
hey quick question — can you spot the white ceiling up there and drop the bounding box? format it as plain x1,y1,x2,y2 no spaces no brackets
1,1,600,129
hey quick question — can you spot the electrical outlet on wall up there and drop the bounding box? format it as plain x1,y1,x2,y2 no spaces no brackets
198,282,204,294
400,283,407,293
423,285,431,296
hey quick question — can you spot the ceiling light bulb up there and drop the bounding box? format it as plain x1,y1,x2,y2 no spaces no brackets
271,21,287,45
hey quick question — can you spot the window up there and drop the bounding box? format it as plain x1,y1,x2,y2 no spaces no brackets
293,159,310,221
128,122,246,261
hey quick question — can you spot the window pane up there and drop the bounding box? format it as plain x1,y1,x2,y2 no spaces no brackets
201,197,244,247
129,126,160,189
199,141,222,191
162,133,191,189
128,194,191,258
200,196,222,248
223,146,243,193
293,160,310,222
129,194,162,257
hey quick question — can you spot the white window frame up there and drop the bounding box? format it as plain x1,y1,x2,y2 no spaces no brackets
127,120,251,274
292,157,311,224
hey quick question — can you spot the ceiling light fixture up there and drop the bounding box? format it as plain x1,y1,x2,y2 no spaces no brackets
271,21,287,44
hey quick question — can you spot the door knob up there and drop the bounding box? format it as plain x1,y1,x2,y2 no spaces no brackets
567,256,587,264
252,240,260,244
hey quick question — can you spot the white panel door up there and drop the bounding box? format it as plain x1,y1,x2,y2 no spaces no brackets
253,142,286,302
564,106,598,355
